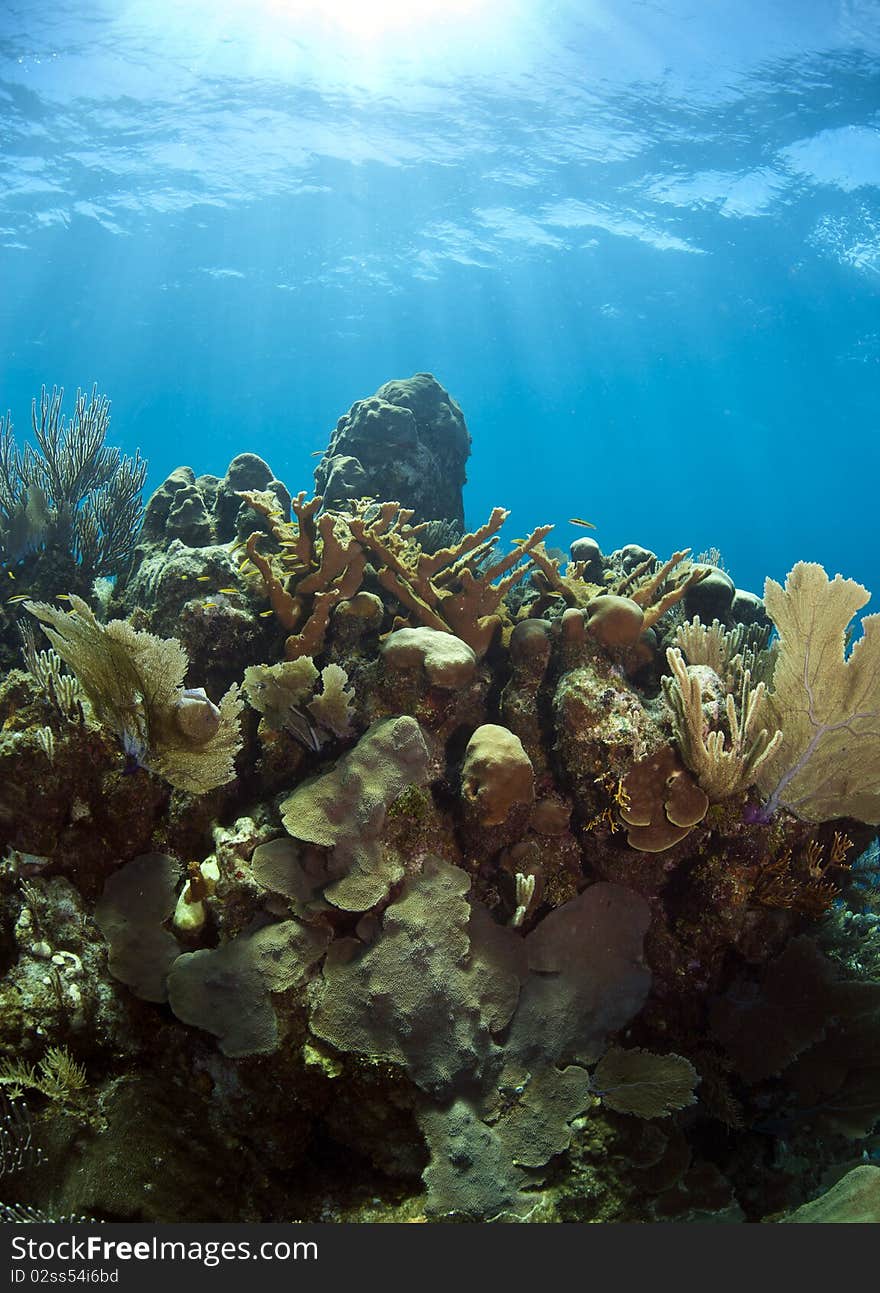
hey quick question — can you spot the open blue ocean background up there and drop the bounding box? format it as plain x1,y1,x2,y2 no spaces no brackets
1,0,878,600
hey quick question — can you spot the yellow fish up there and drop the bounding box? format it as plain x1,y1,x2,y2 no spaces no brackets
196,575,211,582
56,594,71,601
217,587,238,595
7,570,14,579
259,609,274,617
7,593,29,603
569,517,596,529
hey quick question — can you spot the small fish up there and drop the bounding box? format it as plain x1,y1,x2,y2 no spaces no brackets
7,593,29,603
228,538,246,554
55,594,71,601
196,575,211,582
310,450,324,457
569,517,597,529
217,587,238,595
259,609,275,617
285,706,325,753
7,570,14,579
202,601,217,608
238,558,251,571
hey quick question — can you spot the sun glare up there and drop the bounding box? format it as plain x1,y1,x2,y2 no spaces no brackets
261,0,491,42
129,0,532,93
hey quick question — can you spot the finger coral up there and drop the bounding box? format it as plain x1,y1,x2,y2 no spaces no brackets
663,646,782,801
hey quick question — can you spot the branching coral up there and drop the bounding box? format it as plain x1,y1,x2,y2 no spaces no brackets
241,490,552,660
613,548,709,629
537,549,711,651
240,490,367,660
663,646,782,802
347,502,552,657
24,595,242,793
530,545,707,629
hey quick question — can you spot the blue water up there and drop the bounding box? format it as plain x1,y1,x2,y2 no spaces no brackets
1,0,879,599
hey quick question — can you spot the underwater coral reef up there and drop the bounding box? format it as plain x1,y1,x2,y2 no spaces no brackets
2,373,880,1224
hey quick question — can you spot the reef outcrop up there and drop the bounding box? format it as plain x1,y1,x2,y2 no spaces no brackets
313,373,471,535
1,378,879,1227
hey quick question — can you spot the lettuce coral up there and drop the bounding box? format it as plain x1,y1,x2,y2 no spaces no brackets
280,715,430,911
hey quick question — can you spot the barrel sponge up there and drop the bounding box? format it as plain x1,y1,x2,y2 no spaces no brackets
461,724,535,826
380,626,477,689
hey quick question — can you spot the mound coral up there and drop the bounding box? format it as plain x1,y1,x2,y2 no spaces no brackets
460,724,535,827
